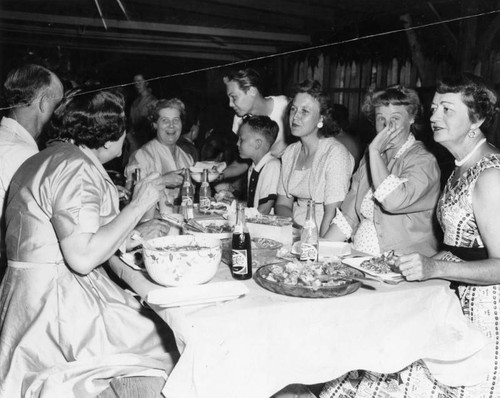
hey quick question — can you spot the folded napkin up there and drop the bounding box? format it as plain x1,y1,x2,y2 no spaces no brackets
146,281,249,307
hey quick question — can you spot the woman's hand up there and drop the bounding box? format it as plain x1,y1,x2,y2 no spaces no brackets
130,172,165,210
116,185,131,202
396,253,437,281
369,120,403,155
124,161,142,190
161,169,184,188
134,219,171,241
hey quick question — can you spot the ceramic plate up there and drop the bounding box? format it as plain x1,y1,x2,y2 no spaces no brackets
342,257,404,284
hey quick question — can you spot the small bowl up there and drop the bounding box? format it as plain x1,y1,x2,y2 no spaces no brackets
190,170,220,184
143,235,221,286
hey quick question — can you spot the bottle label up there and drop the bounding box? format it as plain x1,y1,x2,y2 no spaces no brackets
182,197,193,206
232,250,248,275
300,243,318,261
199,197,211,210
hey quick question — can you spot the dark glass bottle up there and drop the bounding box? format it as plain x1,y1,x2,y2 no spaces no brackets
300,200,319,261
131,168,141,195
231,203,252,280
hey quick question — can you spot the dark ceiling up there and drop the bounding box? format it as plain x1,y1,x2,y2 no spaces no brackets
0,0,491,60
0,0,499,85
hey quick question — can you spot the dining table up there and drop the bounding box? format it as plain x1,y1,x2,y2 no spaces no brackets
108,234,493,398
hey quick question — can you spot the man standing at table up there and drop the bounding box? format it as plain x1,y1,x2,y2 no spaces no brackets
0,64,63,279
219,68,289,181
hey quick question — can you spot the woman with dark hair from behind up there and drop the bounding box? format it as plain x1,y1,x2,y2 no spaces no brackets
0,88,177,397
324,85,441,257
275,80,354,237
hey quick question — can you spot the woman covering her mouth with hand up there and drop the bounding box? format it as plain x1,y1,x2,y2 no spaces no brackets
324,85,441,257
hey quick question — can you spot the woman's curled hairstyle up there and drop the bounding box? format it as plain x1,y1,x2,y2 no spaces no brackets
47,88,125,149
293,79,335,137
437,73,498,125
362,85,422,127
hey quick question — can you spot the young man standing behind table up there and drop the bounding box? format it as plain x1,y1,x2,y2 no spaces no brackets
220,68,289,181
237,115,280,215
0,64,63,279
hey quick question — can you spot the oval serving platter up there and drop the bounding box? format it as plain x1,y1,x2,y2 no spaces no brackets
254,262,363,298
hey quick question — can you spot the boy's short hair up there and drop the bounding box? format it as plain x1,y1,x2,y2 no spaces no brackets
240,115,278,149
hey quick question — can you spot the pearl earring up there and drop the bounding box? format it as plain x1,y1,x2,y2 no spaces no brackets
468,129,477,138
317,121,324,129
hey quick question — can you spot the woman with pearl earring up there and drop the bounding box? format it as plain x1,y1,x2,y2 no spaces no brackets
275,80,354,237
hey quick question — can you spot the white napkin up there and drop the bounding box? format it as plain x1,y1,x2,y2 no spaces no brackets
146,281,249,307
190,161,227,173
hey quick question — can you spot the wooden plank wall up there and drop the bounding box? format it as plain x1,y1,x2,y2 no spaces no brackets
289,54,453,133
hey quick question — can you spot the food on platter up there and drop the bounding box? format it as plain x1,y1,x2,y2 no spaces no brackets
220,237,282,268
359,250,398,274
202,221,232,233
252,237,282,250
183,219,233,239
246,214,293,227
262,259,360,290
255,259,363,298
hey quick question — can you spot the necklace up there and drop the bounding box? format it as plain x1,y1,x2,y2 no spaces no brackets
455,138,487,167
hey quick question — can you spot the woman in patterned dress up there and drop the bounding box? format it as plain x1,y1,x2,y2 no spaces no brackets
322,73,500,398
324,85,441,256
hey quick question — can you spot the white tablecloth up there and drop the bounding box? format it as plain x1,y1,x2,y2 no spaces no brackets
108,256,492,398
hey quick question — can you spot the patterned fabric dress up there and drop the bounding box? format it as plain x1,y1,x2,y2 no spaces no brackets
321,154,500,398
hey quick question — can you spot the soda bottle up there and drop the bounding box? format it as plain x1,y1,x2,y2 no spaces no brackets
231,203,252,280
131,168,141,195
300,200,319,261
180,168,194,219
199,169,212,213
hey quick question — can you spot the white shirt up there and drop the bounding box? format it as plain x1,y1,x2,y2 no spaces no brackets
247,151,281,209
0,117,39,257
232,95,289,157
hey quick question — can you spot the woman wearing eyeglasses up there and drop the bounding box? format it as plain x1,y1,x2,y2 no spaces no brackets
127,98,193,214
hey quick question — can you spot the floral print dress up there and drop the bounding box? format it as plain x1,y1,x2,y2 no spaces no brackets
321,154,500,398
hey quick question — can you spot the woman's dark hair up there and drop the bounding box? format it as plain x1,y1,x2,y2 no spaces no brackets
148,97,186,125
223,68,264,94
46,87,125,149
362,84,421,119
436,73,498,124
292,79,335,137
